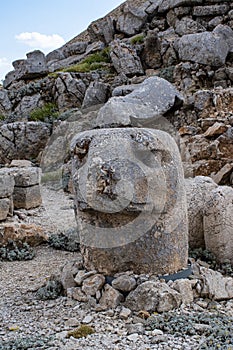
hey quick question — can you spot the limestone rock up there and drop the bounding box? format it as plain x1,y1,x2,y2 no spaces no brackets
116,2,149,36
199,266,233,301
0,122,51,164
68,287,88,302
178,31,229,66
71,128,188,275
158,0,203,13
96,76,183,128
88,17,115,44
125,281,182,312
0,89,12,115
74,270,97,286
10,160,33,168
13,185,42,209
193,5,230,17
63,42,88,57
0,223,47,247
99,284,124,309
185,176,218,249
211,163,233,185
0,170,15,198
110,40,144,77
82,81,109,109
14,93,41,117
175,17,205,36
82,274,105,296
54,73,86,110
0,198,12,221
112,275,137,292
172,279,194,305
46,49,65,63
203,122,228,138
9,167,41,187
204,186,233,264
60,259,83,291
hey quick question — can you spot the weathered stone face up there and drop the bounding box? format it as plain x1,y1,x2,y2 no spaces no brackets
71,128,188,275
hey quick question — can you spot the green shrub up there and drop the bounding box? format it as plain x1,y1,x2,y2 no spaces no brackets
0,114,5,121
59,47,111,74
0,240,35,261
36,277,63,300
29,102,59,122
130,34,145,45
48,230,80,252
67,325,95,339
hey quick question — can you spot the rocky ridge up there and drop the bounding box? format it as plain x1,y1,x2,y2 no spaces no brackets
0,0,232,183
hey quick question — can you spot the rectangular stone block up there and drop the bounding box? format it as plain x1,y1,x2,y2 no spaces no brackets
13,185,42,209
0,198,11,221
9,167,41,187
193,5,229,16
0,170,15,198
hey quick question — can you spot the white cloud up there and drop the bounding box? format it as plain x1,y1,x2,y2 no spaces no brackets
15,32,65,50
0,58,12,81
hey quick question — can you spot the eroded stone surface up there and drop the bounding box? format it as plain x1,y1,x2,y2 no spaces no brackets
204,186,233,264
71,127,188,275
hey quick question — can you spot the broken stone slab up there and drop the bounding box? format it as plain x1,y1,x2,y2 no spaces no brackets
13,185,42,209
0,223,47,247
204,186,233,265
0,170,15,198
96,76,183,128
197,265,233,301
177,31,229,66
71,127,188,275
82,81,109,109
62,42,88,57
110,40,144,77
211,163,233,185
8,167,41,187
193,4,229,16
203,122,228,138
185,176,218,249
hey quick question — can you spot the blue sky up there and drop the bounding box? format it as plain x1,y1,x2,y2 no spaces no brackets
0,0,123,81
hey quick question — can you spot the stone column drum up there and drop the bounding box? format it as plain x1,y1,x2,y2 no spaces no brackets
71,128,188,275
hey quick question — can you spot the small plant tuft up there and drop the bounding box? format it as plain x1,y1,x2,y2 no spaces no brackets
59,47,111,74
36,276,63,300
0,240,35,261
67,325,95,339
130,34,145,45
48,231,80,252
29,102,59,122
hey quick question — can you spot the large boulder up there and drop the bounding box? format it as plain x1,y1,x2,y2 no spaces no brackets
96,76,183,128
0,122,51,164
54,73,87,110
110,40,144,77
71,128,188,275
116,1,149,36
177,31,229,66
185,176,217,249
204,186,233,265
82,81,109,109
